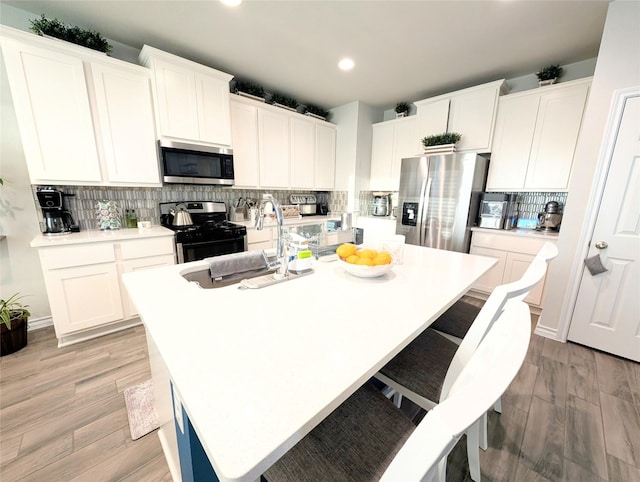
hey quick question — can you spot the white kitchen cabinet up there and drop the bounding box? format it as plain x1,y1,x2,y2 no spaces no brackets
469,230,557,308
315,123,336,189
486,78,591,191
0,26,160,186
34,232,175,346
415,79,507,153
370,116,420,191
230,95,336,190
139,45,233,147
247,226,274,251
356,216,397,242
290,117,315,189
258,108,290,188
230,99,259,187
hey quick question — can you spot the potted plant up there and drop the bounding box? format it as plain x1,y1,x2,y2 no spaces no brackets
29,14,112,54
233,80,266,102
536,64,562,87
395,102,410,118
1,294,30,356
421,132,462,153
270,93,298,111
305,104,329,121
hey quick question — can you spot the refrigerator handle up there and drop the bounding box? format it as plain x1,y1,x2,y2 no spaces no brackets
417,177,432,246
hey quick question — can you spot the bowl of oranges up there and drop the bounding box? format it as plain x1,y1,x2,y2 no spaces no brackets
335,243,394,278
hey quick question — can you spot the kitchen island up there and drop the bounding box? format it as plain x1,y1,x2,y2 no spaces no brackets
122,244,496,482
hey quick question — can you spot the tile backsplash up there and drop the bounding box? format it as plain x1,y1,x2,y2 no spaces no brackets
32,185,350,231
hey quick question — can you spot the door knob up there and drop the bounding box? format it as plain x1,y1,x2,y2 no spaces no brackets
595,241,608,249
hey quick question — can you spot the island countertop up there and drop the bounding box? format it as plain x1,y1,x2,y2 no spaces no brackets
122,244,496,482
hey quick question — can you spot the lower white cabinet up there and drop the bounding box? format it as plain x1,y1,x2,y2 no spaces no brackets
36,235,175,345
247,226,275,251
469,230,557,308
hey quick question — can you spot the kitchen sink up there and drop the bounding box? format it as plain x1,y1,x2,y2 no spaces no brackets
181,266,276,289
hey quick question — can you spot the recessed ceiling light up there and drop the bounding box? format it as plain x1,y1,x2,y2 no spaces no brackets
338,57,355,71
220,0,242,6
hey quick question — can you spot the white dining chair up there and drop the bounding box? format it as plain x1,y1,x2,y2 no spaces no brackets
374,241,557,481
262,300,533,482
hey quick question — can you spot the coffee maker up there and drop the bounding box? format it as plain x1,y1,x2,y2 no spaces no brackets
537,201,563,232
371,193,391,217
37,187,79,235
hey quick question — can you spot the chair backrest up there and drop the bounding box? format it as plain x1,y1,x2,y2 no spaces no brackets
381,300,532,482
439,241,557,401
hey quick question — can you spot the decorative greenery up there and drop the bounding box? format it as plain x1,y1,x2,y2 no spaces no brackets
0,294,30,330
422,132,462,147
270,93,298,109
234,80,265,98
395,102,410,114
305,104,329,119
30,14,112,54
536,64,563,81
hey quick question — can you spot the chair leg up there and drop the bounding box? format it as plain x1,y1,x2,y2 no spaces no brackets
466,420,482,482
480,412,488,450
494,396,502,414
392,392,403,408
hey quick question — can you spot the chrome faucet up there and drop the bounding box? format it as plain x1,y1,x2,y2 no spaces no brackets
255,195,288,277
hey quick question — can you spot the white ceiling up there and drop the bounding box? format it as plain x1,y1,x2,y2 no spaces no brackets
4,0,611,110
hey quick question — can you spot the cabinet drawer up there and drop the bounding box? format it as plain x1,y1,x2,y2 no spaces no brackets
471,232,553,255
39,243,115,270
120,237,175,260
247,228,272,244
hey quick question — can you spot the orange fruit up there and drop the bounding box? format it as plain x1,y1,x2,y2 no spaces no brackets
345,255,359,264
356,257,374,266
336,243,357,259
358,248,378,259
373,252,392,265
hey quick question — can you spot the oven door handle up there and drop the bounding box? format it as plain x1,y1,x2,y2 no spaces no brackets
176,242,185,264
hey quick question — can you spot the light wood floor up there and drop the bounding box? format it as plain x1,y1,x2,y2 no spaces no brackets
1,321,639,481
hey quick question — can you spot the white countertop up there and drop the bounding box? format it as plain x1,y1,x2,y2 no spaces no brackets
122,244,496,482
30,226,175,247
471,226,559,239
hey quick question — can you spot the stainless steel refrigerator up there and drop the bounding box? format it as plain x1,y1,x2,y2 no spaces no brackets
396,153,488,253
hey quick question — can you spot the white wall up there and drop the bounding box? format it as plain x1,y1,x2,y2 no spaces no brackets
538,0,640,338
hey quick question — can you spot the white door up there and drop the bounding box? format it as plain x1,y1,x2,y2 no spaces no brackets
568,93,640,362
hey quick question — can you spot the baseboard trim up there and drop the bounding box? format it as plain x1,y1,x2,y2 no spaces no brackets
28,316,53,331
534,323,559,340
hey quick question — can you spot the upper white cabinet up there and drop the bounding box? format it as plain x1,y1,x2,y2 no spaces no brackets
139,45,233,147
486,78,591,192
230,95,336,189
0,26,160,186
370,116,420,191
415,79,508,153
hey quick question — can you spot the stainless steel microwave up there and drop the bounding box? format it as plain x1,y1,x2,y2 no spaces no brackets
159,140,234,186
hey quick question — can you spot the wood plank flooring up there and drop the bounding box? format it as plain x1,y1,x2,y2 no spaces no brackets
1,318,639,481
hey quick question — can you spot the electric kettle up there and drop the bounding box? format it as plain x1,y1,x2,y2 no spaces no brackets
171,204,193,227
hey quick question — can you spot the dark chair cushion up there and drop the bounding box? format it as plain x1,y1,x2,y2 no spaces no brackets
263,382,415,482
429,300,481,340
379,328,458,403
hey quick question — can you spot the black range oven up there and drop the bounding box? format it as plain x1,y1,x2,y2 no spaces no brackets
160,201,247,263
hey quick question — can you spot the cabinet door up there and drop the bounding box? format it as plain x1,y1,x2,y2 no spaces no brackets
90,62,160,185
196,72,232,146
258,109,290,187
151,59,199,141
417,98,449,139
230,100,259,187
525,82,590,190
486,94,540,190
469,246,507,294
370,123,395,191
46,263,124,336
289,118,315,189
1,38,101,183
315,124,336,189
391,117,420,190
448,86,500,152
504,252,546,306
121,255,176,318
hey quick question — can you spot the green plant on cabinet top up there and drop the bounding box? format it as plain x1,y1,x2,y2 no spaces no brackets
29,14,112,54
536,64,563,81
395,102,410,114
422,132,461,148
270,93,298,109
234,80,265,99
